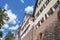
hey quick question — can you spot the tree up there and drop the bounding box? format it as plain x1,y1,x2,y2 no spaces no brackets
0,8,9,38
0,31,2,37
5,31,13,40
0,8,9,29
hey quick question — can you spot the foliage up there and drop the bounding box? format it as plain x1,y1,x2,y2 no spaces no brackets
0,8,9,29
0,8,9,38
5,31,13,40
0,31,2,37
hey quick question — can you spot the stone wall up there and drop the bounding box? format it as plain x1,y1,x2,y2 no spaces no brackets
43,8,60,40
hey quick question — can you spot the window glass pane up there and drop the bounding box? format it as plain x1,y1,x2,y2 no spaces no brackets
47,9,53,16
45,0,49,6
53,3,58,9
39,1,41,5
40,33,42,39
43,4,45,8
40,7,43,13
47,11,51,16
45,14,47,19
39,0,43,6
41,18,44,23
36,12,40,17
21,25,30,37
37,21,40,27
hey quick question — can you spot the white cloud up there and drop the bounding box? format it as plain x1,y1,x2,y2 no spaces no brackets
25,6,33,14
16,19,20,23
4,4,17,24
9,24,19,30
4,4,8,10
20,0,24,3
0,29,4,31
2,33,7,40
2,24,9,28
5,10,17,24
11,32,14,33
13,20,16,24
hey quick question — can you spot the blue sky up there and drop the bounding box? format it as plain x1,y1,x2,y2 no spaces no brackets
0,0,36,40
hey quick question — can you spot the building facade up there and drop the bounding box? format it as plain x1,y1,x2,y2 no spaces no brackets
17,0,60,40
17,13,34,40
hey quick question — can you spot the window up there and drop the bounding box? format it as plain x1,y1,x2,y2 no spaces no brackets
48,0,51,2
21,19,29,31
21,26,24,31
40,33,42,39
40,7,43,12
45,1,48,6
25,20,29,26
57,0,60,4
39,0,43,5
39,1,41,5
53,2,58,9
18,30,20,38
50,8,53,13
40,4,45,13
37,21,40,27
41,17,44,23
58,9,60,20
40,9,42,12
36,12,40,17
48,11,51,16
47,8,53,16
53,4,58,9
21,25,30,37
45,0,50,6
32,19,34,22
45,14,48,20
37,4,38,8
43,4,45,8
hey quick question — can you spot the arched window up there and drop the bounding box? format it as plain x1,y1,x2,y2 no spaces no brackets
45,14,48,20
57,0,60,4
41,17,44,23
40,33,42,39
50,8,53,14
37,21,40,27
